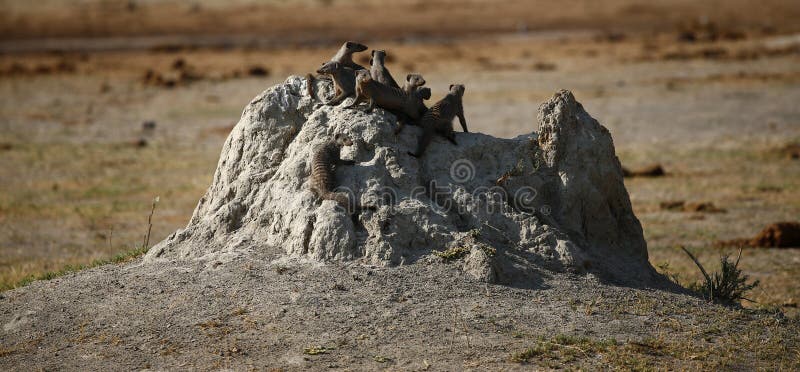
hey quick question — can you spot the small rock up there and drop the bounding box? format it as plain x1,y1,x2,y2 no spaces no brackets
463,246,497,283
750,222,800,248
247,65,270,77
172,58,186,70
622,164,666,177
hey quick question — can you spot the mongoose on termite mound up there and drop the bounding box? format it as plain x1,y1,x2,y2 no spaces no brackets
332,41,369,71
310,133,356,207
306,41,368,98
316,61,357,106
348,70,429,133
402,74,426,95
415,87,432,101
369,50,400,89
408,84,468,158
403,74,431,108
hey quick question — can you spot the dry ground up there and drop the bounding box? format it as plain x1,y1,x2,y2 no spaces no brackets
1,250,798,370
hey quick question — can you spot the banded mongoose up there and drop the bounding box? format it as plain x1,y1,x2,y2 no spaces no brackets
408,84,468,158
306,41,368,98
316,61,357,106
414,86,432,101
310,133,356,206
402,74,426,95
347,70,428,132
369,50,400,89
404,74,431,108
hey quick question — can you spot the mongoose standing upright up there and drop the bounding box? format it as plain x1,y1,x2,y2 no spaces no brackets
369,50,400,89
331,41,369,70
316,61,357,106
408,84,468,158
306,41,368,97
310,133,356,206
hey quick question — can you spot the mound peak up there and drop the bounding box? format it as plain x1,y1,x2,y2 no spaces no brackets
146,76,656,285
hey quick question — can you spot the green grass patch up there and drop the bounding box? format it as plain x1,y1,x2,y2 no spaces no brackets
303,346,330,355
0,245,149,291
510,334,618,365
434,246,470,261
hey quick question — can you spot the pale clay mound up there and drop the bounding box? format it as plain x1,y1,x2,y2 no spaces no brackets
146,76,656,285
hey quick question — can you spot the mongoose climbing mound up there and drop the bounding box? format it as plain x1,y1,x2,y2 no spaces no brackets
146,76,657,285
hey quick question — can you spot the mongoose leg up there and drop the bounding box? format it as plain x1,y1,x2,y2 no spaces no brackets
326,91,349,106
344,93,364,109
364,98,375,113
458,113,468,133
446,134,458,146
442,127,458,145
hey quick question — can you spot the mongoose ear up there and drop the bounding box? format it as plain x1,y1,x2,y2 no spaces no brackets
406,74,412,82
334,133,342,141
449,84,454,90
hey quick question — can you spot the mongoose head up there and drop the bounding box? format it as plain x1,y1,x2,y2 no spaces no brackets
449,84,466,98
316,61,340,75
344,41,368,53
405,74,426,88
370,50,387,66
334,133,353,147
415,87,432,100
354,69,372,84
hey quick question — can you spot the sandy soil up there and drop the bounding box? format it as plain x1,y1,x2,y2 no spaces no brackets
1,250,798,370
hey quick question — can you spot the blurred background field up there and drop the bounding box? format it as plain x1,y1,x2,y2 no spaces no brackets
0,0,799,315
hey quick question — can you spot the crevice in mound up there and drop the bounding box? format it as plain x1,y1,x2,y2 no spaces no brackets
453,210,475,233
352,211,369,257
301,215,316,255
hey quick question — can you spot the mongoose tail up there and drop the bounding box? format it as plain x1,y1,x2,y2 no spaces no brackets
408,126,435,158
305,73,315,98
